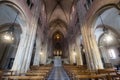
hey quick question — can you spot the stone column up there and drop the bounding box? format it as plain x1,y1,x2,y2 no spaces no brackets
20,0,41,72
45,40,49,64
81,26,91,69
69,43,74,64
100,47,110,63
12,27,28,74
11,0,42,74
77,0,93,68
75,37,83,65
76,0,103,70
33,35,41,66
81,24,103,70
90,32,103,69
20,19,38,72
40,41,48,65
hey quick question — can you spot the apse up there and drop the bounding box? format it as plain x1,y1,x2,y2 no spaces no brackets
52,31,64,57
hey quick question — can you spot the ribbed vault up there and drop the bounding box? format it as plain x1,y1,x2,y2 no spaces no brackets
41,0,77,58
43,0,74,24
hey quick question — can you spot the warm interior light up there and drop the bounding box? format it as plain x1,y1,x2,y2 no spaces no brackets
1,12,18,43
57,50,59,56
54,50,56,55
73,51,76,56
73,51,76,63
1,32,14,43
40,52,42,55
56,34,60,39
56,36,60,39
106,35,112,41
108,49,116,59
4,34,11,40
60,51,62,55
104,34,113,42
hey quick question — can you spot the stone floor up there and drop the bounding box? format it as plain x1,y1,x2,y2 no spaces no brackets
48,67,70,80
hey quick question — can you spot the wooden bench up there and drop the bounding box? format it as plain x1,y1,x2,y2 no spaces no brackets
0,70,3,79
27,70,49,74
26,73,46,76
98,68,120,80
30,66,52,70
25,72,48,78
75,74,106,80
1,65,53,80
2,70,15,76
2,75,45,80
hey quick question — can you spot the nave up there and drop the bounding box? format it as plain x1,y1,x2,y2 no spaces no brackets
0,64,120,80
0,0,120,80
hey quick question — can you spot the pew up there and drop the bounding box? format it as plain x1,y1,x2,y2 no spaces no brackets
25,73,47,76
2,76,45,80
0,70,3,79
75,74,106,80
2,65,53,80
64,64,102,79
98,68,120,80
2,70,15,76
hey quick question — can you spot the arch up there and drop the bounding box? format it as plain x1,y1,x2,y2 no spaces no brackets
97,26,120,68
49,19,68,30
95,24,120,38
0,1,29,33
88,1,120,31
0,0,32,70
52,30,64,41
51,30,65,57
0,23,22,69
48,19,67,38
52,30,64,37
80,1,120,70
98,30,120,47
92,7,120,38
83,0,120,33
0,1,26,18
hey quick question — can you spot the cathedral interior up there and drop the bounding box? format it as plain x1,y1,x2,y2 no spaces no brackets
0,0,120,80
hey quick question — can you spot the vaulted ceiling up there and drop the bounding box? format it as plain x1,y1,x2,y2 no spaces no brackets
43,0,74,24
42,0,77,57
43,0,76,38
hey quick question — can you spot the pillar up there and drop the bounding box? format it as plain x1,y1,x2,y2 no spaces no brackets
12,26,28,74
20,18,38,73
75,36,83,65
19,0,41,72
33,35,41,66
91,33,103,69
81,24,103,70
100,47,110,63
40,40,48,65
69,43,74,64
81,26,96,70
77,0,103,70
